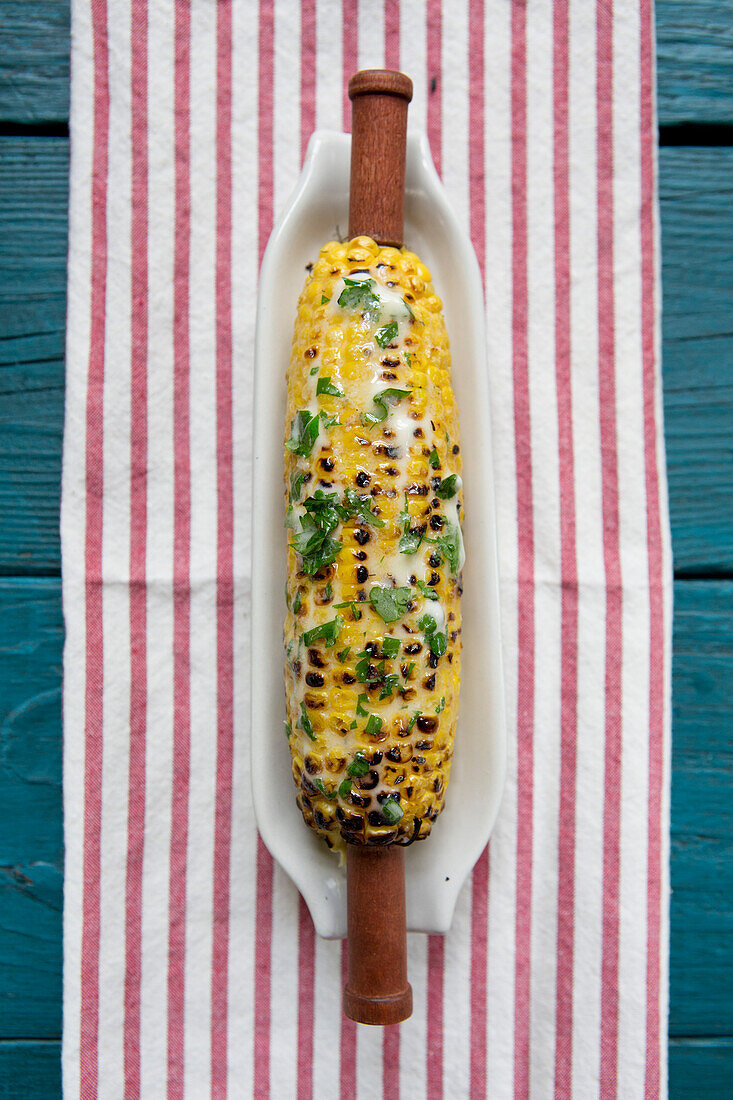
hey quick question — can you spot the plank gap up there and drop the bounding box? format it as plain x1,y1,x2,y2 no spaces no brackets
0,122,69,138
660,123,733,147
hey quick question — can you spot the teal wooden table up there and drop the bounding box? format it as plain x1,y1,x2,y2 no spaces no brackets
0,3,731,1096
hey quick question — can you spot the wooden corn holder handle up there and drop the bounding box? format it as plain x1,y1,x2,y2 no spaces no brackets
342,69,414,1027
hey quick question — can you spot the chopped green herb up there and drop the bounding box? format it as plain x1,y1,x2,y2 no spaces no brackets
381,636,401,659
284,721,292,738
429,524,462,574
350,720,358,729
403,661,416,678
414,579,439,601
436,696,446,714
381,797,403,824
361,387,412,426
435,474,458,500
419,613,437,634
316,375,344,398
319,410,340,428
399,528,423,555
309,364,319,375
291,514,342,574
293,590,301,614
337,646,351,663
375,320,399,348
369,585,412,623
342,487,385,528
338,276,380,314
347,752,370,778
338,778,352,798
286,410,320,456
323,581,333,601
334,600,363,621
407,710,422,731
356,693,369,717
314,778,337,800
428,448,440,469
405,351,412,367
379,674,400,700
289,470,305,503
284,506,298,530
297,702,316,741
321,294,330,304
302,616,342,648
428,631,447,658
365,714,383,737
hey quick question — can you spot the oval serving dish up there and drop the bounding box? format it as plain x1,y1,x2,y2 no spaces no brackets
252,130,506,939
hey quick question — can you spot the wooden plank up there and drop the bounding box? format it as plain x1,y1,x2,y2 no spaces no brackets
0,137,66,574
0,580,62,1038
0,143,731,575
660,147,733,574
0,1041,60,1099
0,2,732,128
670,582,733,1037
670,1038,733,1100
657,1,733,126
0,3,69,125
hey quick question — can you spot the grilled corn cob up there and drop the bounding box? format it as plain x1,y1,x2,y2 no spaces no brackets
284,236,463,852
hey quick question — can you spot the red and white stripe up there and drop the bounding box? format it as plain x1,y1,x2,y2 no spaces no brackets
63,2,671,1097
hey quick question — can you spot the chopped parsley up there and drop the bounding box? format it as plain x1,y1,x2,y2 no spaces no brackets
323,581,333,600
338,778,352,798
418,613,437,633
337,646,351,663
284,721,292,738
347,752,370,778
419,612,447,657
365,714,383,737
297,702,316,741
286,410,320,456
436,696,446,714
356,693,369,717
302,615,342,648
342,487,385,528
428,448,440,469
435,474,459,499
290,512,342,575
375,320,399,348
407,710,422,731
405,351,412,367
379,674,401,700
321,294,330,304
309,364,319,376
293,590,301,614
289,470,305,503
381,797,403,824
360,387,412,426
316,375,344,398
399,528,423,554
319,410,340,428
369,585,412,623
334,600,363,621
314,778,337,800
338,276,381,315
381,636,401,658
428,524,462,574
414,579,439,601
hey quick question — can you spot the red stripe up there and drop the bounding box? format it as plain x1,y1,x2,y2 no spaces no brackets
510,2,534,1096
426,936,444,1100
167,2,193,1094
640,0,666,1093
426,0,441,176
342,0,358,132
596,4,623,1094
80,2,109,1095
124,0,149,1095
254,7,275,1096
384,0,400,71
551,1,579,1096
211,4,235,1097
340,941,357,1100
383,1025,400,1100
300,0,316,165
297,898,315,1100
467,4,488,1095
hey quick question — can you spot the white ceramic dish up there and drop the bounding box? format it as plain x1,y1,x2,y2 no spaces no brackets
252,131,505,939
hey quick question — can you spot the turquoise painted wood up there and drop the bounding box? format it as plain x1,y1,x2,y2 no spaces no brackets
0,581,62,1038
0,1041,61,1099
2,137,732,575
0,137,66,574
656,1,733,125
669,1039,733,1099
1,1,732,127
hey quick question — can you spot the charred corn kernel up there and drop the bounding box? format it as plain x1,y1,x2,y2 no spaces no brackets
284,237,463,853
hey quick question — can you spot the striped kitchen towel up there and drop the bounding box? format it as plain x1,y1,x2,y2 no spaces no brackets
62,0,672,1097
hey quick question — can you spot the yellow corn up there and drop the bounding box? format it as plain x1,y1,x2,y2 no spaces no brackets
284,236,463,852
